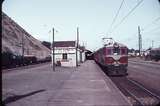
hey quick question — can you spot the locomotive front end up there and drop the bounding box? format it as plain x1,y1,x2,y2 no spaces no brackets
105,42,128,75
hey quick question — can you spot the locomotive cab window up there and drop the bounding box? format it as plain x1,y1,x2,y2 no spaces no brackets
113,47,120,55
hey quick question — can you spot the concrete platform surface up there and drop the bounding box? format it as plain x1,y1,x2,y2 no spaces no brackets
2,60,130,106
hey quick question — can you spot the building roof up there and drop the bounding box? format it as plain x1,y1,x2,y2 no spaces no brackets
54,41,76,47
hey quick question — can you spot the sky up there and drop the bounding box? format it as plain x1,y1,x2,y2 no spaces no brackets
2,0,160,51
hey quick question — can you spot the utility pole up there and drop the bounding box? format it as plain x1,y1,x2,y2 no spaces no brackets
22,34,24,65
76,27,79,67
152,40,154,48
52,28,55,71
138,26,142,56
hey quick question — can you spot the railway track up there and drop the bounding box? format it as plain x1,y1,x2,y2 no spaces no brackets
110,76,160,106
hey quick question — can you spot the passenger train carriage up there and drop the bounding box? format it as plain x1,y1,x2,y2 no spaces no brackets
94,39,128,75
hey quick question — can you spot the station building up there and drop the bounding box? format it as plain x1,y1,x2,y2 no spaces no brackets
53,41,86,67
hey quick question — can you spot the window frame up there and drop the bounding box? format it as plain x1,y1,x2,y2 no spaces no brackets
62,53,67,60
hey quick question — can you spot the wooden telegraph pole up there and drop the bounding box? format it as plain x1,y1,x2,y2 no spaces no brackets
152,40,154,48
76,27,79,67
52,28,55,71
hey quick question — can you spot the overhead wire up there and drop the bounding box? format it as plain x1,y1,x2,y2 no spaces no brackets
125,16,160,49
142,25,160,34
110,0,144,33
128,16,160,37
107,0,125,35
141,16,160,31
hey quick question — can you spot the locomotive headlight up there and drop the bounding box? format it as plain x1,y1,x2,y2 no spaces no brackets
114,53,118,55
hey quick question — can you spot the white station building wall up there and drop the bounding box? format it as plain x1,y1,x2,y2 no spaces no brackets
52,47,86,67
54,47,77,67
82,51,86,62
62,54,76,67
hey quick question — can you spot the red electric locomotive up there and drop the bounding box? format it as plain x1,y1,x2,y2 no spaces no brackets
94,38,128,75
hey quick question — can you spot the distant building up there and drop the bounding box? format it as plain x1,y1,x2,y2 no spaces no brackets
85,50,93,60
79,46,86,63
53,41,86,67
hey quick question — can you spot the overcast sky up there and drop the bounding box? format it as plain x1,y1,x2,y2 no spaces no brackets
2,0,160,51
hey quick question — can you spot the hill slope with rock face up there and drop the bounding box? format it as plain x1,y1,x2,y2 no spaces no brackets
2,12,50,59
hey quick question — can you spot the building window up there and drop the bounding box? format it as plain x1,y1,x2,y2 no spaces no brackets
62,53,67,60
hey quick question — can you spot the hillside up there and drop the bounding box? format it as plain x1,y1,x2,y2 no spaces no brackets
2,12,50,59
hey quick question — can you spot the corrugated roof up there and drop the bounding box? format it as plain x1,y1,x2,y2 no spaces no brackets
54,41,76,47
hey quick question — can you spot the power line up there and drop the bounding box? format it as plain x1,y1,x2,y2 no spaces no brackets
129,16,160,38
143,25,160,34
110,0,143,33
107,0,125,35
142,16,160,31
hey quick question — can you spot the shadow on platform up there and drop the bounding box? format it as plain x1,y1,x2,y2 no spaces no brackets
2,89,45,105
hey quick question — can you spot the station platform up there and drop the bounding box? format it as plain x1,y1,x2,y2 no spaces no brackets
3,60,131,106
48,60,130,106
